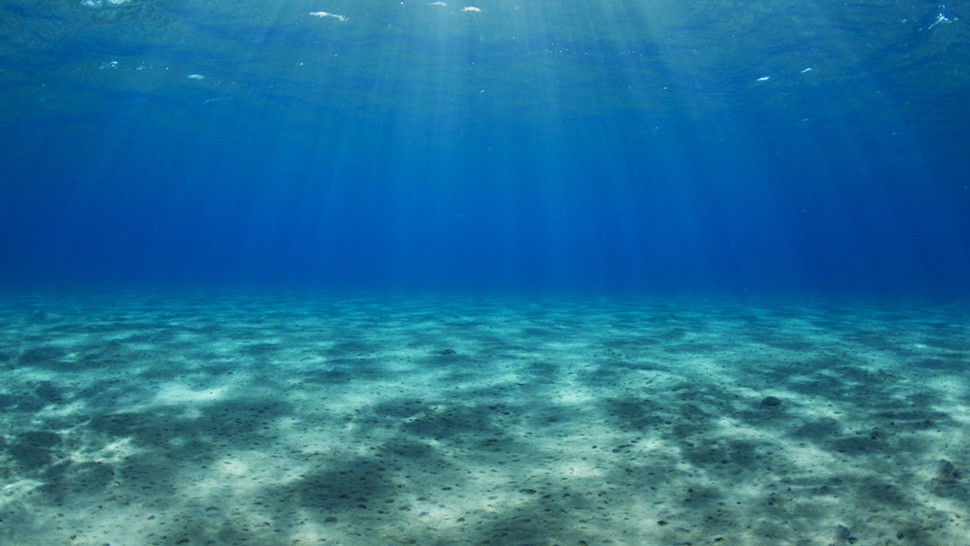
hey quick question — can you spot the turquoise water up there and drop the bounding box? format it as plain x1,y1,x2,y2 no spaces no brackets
1,1,970,544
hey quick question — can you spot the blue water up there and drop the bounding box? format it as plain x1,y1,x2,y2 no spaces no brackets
4,4,970,543
1,0,968,296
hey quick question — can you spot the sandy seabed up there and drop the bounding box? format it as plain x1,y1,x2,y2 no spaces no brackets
1,290,968,545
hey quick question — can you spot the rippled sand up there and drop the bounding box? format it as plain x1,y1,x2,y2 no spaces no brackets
1,290,968,545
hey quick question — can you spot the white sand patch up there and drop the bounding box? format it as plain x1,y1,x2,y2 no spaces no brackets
154,382,227,404
216,456,250,477
309,11,347,22
925,375,970,398
1,478,44,499
553,387,596,405
73,437,138,465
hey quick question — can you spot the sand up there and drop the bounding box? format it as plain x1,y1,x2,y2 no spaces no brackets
1,289,968,545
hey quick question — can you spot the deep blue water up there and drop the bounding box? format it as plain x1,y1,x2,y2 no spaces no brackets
2,0,968,296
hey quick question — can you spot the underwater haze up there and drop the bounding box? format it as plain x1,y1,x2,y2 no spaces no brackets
1,0,967,294
3,1,970,545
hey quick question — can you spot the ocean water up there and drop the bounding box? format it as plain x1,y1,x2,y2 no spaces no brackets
1,1,969,544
